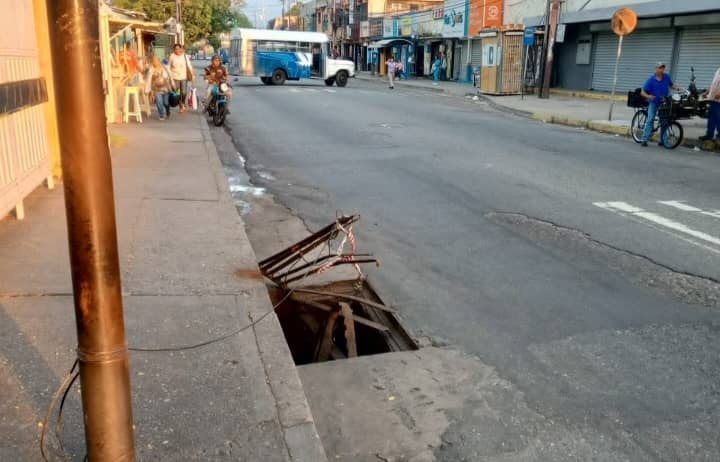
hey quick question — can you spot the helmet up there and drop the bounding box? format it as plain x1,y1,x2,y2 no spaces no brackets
211,55,221,61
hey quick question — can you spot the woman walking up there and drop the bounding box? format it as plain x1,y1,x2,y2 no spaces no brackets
168,44,194,113
145,56,175,120
386,56,396,89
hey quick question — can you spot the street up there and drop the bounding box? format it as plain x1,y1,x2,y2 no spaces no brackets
219,76,720,460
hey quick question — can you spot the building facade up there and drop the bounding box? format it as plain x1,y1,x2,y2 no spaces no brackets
523,0,720,92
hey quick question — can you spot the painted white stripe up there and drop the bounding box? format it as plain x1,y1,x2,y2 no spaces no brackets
605,201,643,213
593,201,720,248
659,200,720,219
634,211,720,246
658,200,702,212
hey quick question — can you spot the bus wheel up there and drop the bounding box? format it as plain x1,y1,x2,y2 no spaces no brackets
324,78,335,86
335,71,348,87
271,69,286,85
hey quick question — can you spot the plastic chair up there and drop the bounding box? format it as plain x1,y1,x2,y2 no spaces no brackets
123,86,143,123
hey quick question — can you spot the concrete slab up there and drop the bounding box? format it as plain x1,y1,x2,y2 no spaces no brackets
122,197,258,295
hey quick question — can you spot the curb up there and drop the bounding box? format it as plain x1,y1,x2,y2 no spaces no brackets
355,73,450,94
473,93,719,153
549,88,626,102
198,115,329,462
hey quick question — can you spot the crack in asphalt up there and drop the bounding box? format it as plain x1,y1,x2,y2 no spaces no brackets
486,211,720,307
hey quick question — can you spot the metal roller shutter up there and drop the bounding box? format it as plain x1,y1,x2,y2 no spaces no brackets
591,29,674,92
675,26,720,90
471,39,483,66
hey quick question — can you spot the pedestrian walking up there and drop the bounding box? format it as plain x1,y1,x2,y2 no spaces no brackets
700,66,720,142
168,43,195,113
395,60,405,80
440,52,448,81
386,56,396,89
431,54,441,85
144,55,175,120
640,62,681,147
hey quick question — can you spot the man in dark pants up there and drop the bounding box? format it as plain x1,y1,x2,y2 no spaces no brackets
640,62,681,147
700,66,720,142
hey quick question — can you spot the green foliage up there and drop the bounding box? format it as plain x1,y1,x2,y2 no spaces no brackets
208,35,221,52
111,0,248,44
288,1,302,17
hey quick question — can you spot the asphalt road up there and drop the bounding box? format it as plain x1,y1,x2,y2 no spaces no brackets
222,76,720,460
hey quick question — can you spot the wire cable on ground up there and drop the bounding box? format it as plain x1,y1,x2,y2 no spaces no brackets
38,217,361,459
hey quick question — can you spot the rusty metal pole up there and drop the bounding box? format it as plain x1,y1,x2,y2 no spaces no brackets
44,1,135,460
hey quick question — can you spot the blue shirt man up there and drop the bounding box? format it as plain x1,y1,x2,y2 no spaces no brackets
640,62,681,146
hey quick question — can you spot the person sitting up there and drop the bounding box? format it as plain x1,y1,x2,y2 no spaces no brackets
204,55,232,108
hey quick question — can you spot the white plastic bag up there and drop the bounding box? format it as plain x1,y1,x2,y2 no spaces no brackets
190,88,198,112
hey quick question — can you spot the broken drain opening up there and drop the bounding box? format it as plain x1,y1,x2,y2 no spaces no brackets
256,214,417,365
269,280,417,365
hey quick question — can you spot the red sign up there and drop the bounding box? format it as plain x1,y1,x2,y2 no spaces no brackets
468,0,503,35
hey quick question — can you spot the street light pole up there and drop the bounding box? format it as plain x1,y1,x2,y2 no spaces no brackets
44,1,135,460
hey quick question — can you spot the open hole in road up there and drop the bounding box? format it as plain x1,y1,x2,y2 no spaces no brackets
254,214,417,365
268,279,417,365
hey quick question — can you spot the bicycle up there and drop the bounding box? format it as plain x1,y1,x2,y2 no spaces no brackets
630,97,685,149
629,94,684,149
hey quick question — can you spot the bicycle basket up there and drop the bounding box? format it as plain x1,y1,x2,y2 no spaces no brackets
627,88,648,108
657,98,673,120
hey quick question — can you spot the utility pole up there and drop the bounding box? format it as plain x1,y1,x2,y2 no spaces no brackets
176,0,184,44
539,0,560,99
45,1,135,460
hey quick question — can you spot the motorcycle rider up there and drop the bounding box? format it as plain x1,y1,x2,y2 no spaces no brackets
640,62,682,147
204,55,232,109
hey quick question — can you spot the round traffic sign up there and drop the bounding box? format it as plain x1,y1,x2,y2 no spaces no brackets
611,8,638,36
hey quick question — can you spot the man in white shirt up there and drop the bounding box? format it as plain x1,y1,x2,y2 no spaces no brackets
701,66,720,141
167,44,195,113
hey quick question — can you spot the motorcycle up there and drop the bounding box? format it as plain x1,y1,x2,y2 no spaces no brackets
672,67,709,119
206,81,230,127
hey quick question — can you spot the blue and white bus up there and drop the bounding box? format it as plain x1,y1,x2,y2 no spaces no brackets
228,29,355,87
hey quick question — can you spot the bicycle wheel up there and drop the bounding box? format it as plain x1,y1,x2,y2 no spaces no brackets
631,111,647,143
663,121,684,150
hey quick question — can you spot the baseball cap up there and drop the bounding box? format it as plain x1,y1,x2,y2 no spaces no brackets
656,61,666,68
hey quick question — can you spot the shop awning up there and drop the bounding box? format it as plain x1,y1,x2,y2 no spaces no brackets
367,38,413,49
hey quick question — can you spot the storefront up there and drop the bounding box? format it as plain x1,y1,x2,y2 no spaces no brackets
524,1,720,92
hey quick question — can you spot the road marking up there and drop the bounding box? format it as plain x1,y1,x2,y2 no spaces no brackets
324,89,337,93
289,88,301,93
594,201,720,253
658,200,720,219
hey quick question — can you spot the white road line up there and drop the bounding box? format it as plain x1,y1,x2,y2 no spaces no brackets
658,200,720,219
593,201,720,253
324,89,337,93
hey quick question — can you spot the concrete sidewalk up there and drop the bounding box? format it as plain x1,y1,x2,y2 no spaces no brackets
355,71,718,152
0,112,326,461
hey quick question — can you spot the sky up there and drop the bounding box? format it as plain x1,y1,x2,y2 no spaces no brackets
240,0,284,28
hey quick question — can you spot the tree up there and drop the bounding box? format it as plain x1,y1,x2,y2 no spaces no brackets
288,1,302,17
111,0,247,44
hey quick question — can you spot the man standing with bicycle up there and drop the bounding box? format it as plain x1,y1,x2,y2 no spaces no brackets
640,62,681,147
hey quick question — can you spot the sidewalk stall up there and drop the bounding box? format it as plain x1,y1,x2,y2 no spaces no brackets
99,3,176,123
477,26,524,95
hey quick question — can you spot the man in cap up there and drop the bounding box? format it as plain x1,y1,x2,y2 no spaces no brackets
640,62,681,147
